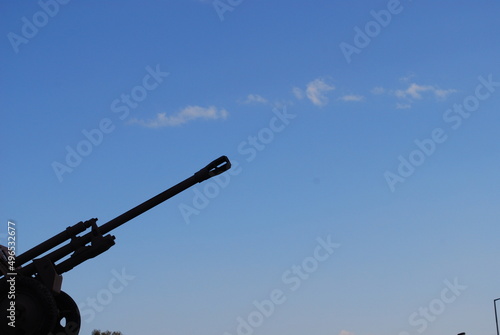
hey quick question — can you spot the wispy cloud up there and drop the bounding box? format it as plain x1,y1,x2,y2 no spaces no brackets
129,105,228,128
369,78,456,109
395,83,456,100
305,78,335,106
338,94,364,102
242,94,268,104
399,73,416,82
339,330,355,335
434,88,458,99
371,86,386,95
395,83,433,99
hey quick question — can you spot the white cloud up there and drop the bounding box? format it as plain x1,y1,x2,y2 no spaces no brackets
130,105,228,128
395,83,433,99
399,73,416,82
243,94,268,104
339,330,355,335
395,83,456,100
306,78,335,107
370,86,386,95
339,94,364,102
434,88,457,99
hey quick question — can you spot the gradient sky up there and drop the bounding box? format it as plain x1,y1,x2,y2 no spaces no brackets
1,1,500,335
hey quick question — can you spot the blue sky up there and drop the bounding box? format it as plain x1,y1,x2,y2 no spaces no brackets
1,1,500,334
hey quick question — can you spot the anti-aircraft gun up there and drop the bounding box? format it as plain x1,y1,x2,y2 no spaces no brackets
0,156,231,335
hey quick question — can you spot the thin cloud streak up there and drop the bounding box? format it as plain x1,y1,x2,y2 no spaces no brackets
395,83,456,100
129,105,228,128
243,94,268,104
339,94,364,102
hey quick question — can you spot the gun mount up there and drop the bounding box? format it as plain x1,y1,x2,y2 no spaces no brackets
0,156,231,335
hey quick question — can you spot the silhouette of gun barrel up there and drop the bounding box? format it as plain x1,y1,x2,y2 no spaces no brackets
0,155,231,335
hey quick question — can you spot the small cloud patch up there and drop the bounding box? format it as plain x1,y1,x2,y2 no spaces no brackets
130,105,228,128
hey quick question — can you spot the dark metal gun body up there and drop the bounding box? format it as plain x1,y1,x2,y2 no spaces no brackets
0,156,231,335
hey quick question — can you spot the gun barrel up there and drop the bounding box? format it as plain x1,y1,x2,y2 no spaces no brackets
99,155,230,235
17,156,231,277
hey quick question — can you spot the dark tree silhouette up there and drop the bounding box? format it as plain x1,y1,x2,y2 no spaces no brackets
91,330,123,335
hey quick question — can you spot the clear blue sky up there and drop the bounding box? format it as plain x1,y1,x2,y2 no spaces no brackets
1,1,500,335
